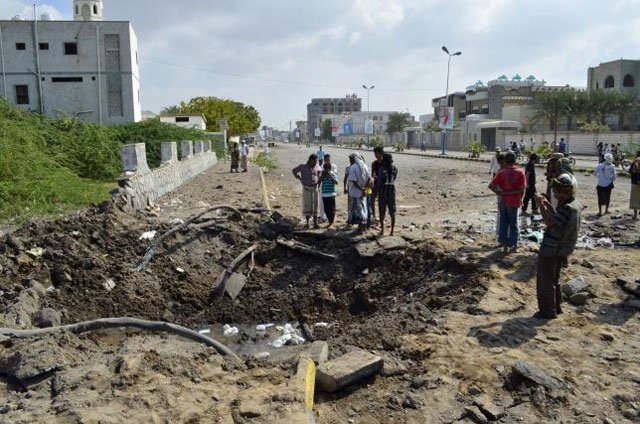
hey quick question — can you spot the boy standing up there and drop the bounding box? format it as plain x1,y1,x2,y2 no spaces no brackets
320,162,338,227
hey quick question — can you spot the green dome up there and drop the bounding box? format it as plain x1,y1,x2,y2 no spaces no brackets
512,74,522,81
526,75,536,81
497,75,508,81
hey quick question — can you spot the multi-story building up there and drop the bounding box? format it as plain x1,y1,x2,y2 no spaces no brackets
0,0,141,124
318,111,399,136
587,59,640,129
307,95,361,138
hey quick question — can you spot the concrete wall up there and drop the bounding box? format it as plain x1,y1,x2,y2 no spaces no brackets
0,20,140,124
118,140,216,210
160,115,207,130
498,131,640,155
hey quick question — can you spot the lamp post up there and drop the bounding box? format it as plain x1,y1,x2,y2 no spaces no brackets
362,84,375,147
440,46,461,155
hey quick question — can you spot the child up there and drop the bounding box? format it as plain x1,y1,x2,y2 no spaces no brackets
320,162,338,227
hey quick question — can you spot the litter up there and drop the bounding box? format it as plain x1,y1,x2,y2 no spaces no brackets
198,329,211,334
270,323,305,348
139,230,157,241
314,322,329,328
254,352,270,359
169,218,185,225
575,235,615,250
223,324,239,337
103,278,116,291
26,247,44,258
256,323,274,332
521,229,544,243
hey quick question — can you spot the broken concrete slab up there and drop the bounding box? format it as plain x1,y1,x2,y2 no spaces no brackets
316,349,383,393
473,396,504,421
224,272,247,300
512,360,562,390
616,276,640,297
568,292,589,306
355,236,410,258
561,276,589,297
354,241,381,258
464,405,488,424
377,236,410,251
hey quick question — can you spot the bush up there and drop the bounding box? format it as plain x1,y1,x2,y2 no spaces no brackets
394,139,407,152
467,142,485,157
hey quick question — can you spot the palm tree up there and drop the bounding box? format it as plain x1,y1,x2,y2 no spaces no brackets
532,92,572,145
612,92,636,130
386,112,412,134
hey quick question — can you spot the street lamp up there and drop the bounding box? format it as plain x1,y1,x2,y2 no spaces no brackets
362,84,375,146
440,46,461,155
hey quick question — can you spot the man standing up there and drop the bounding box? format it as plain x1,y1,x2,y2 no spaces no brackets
240,141,249,173
292,154,322,229
489,148,502,178
316,146,325,166
558,138,567,154
534,174,580,319
489,152,527,253
522,153,539,215
370,146,384,224
545,153,563,201
347,153,370,235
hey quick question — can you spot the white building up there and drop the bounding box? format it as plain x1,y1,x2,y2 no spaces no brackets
0,0,141,124
159,114,207,131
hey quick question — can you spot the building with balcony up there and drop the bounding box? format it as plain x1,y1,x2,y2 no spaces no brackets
306,95,362,138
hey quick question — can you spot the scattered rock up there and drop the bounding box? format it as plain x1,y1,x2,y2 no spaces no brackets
316,349,383,393
581,259,595,269
468,385,483,396
511,360,562,390
561,276,589,297
0,405,9,414
568,292,589,306
410,376,427,389
464,405,488,424
0,339,68,386
238,398,267,418
402,393,422,409
613,393,635,403
622,409,638,420
616,276,640,297
35,308,61,328
52,269,73,286
600,332,615,342
25,247,44,259
474,396,504,421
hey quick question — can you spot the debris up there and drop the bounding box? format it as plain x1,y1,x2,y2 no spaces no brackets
212,243,258,295
198,328,211,334
616,276,640,297
25,247,44,259
168,218,184,226
223,324,239,337
103,278,116,291
35,308,61,328
276,238,336,260
581,259,595,269
138,230,157,241
575,235,614,250
511,360,562,390
271,323,305,348
316,349,384,393
253,352,270,360
464,405,488,424
135,205,242,272
175,267,185,274
223,272,247,300
255,323,274,332
313,322,329,328
568,292,589,306
561,276,589,297
0,317,241,363
473,396,504,421
402,393,422,409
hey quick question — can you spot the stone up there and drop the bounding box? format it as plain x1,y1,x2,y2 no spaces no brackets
402,393,422,409
600,332,615,342
377,236,409,251
616,276,640,297
581,259,595,269
238,398,267,418
561,276,589,297
35,308,61,328
316,349,383,393
474,396,504,421
568,293,589,306
0,339,67,385
464,405,488,424
52,269,73,285
624,299,640,311
622,409,637,420
355,240,383,258
512,360,562,390
613,393,635,403
468,385,483,396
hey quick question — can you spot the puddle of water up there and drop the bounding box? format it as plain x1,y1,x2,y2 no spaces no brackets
199,323,307,357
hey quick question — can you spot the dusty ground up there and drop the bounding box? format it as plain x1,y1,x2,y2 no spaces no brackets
0,145,639,423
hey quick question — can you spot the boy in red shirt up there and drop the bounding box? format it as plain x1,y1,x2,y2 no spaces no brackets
489,152,527,253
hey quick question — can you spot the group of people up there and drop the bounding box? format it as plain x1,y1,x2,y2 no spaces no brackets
292,146,398,236
596,142,622,163
229,140,249,173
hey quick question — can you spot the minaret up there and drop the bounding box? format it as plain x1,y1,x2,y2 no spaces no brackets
73,0,104,21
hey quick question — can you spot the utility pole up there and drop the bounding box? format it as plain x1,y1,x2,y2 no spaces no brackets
440,46,461,156
362,84,375,147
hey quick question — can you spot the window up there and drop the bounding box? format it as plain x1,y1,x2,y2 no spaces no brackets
93,4,98,14
39,43,49,50
52,77,83,82
175,117,190,122
15,42,26,50
15,85,29,105
623,74,635,87
604,75,615,88
64,42,78,55
92,76,96,81
75,5,79,14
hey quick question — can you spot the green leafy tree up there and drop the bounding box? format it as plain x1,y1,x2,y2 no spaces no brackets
321,119,333,141
386,112,412,134
612,92,636,129
163,97,261,136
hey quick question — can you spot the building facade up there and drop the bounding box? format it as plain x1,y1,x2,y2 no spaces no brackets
159,114,207,130
318,111,398,136
587,59,640,130
307,95,362,138
0,0,141,124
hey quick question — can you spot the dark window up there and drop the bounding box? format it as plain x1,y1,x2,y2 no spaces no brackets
175,117,190,122
623,74,635,87
91,76,96,81
15,42,26,50
52,77,83,83
39,42,49,50
64,42,78,55
93,4,98,14
15,85,29,104
75,5,79,14
604,75,615,88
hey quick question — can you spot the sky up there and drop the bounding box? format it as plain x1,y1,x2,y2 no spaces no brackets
1,0,639,129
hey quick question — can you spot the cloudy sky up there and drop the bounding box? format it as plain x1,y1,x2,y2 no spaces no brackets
1,0,639,129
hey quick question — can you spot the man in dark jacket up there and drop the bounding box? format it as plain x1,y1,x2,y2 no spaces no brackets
534,174,581,319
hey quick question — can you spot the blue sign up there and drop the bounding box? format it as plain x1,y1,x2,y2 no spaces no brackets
342,122,353,135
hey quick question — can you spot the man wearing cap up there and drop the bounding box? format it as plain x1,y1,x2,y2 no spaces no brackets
545,152,563,206
534,174,581,319
490,148,502,178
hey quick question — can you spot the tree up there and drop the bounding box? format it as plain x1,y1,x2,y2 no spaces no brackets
532,92,572,145
162,97,261,136
321,119,333,141
386,112,411,134
612,92,636,130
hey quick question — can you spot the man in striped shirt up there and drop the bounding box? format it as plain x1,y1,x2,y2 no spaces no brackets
534,174,581,319
320,162,338,227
